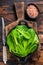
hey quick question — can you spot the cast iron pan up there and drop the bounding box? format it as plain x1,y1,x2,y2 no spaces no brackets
7,19,39,65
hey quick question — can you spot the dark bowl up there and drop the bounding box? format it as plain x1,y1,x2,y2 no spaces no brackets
7,19,39,64
25,3,40,20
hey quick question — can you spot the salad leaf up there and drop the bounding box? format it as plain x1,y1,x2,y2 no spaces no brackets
7,25,39,57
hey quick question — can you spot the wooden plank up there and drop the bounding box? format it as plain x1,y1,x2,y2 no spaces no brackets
37,14,43,33
26,1,43,4
0,62,4,65
4,14,17,25
0,36,2,42
38,34,43,43
37,4,43,13
0,6,14,15
0,42,3,46
0,52,2,56
38,51,43,62
35,62,43,65
5,20,19,36
14,2,24,19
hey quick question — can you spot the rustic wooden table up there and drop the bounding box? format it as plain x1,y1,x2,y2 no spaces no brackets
0,0,43,65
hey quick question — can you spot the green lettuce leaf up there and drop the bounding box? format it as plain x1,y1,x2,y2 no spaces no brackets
7,25,39,57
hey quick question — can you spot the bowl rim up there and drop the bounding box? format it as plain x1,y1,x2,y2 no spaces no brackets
26,3,40,19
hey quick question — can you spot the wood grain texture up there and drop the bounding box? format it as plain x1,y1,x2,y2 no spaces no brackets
14,2,24,19
0,1,43,65
5,20,19,36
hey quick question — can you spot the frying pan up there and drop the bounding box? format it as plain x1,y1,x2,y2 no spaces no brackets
6,19,39,65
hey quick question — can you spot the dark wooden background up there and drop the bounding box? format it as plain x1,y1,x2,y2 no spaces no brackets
0,0,43,65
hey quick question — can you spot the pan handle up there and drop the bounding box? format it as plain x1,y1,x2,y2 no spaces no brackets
18,19,28,26
17,19,31,28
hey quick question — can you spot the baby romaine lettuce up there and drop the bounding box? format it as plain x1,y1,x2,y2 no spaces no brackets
7,25,39,57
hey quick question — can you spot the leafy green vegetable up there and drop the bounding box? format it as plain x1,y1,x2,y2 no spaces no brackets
7,25,39,57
